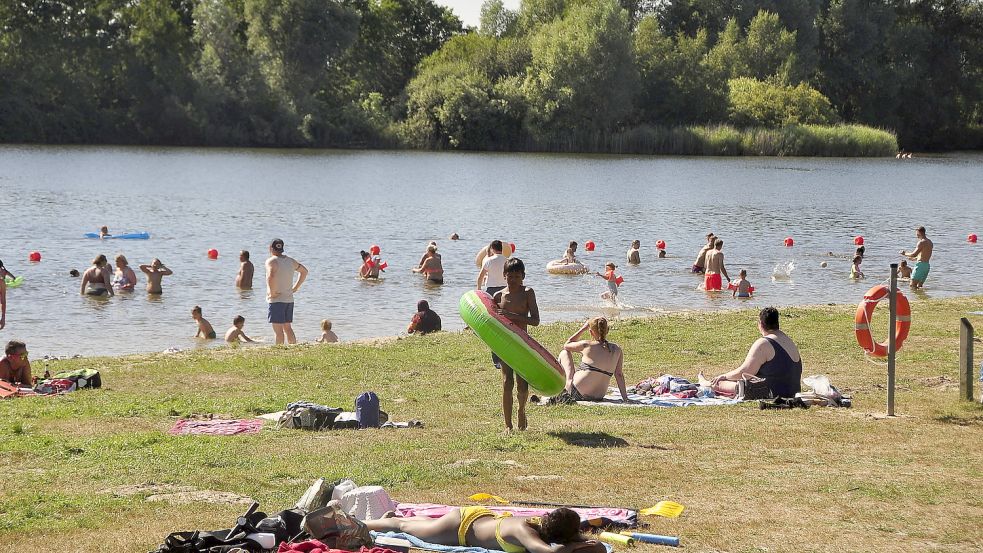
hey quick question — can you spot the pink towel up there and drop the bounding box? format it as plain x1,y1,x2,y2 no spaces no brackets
168,418,264,436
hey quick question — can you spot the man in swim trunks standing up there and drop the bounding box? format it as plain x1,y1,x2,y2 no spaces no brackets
266,238,308,344
236,250,254,290
692,233,715,273
703,239,730,291
901,226,933,289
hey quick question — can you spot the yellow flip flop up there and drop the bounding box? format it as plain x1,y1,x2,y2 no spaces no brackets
639,501,685,518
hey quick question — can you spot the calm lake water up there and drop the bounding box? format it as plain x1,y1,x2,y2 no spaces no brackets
1,145,981,357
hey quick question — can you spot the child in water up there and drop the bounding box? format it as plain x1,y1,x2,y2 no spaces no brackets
359,251,379,279
596,262,620,301
732,269,753,298
225,315,254,343
898,260,912,279
317,319,338,343
850,255,865,279
192,306,216,339
626,240,641,265
493,258,540,431
562,241,579,264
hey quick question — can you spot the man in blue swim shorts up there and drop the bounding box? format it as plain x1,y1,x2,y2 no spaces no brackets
901,226,933,290
265,239,308,344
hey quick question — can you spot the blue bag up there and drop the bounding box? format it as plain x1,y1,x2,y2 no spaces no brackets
355,391,380,428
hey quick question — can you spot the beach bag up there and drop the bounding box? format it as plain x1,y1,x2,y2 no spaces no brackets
277,406,341,431
301,504,372,550
355,392,380,428
52,368,101,389
738,375,772,400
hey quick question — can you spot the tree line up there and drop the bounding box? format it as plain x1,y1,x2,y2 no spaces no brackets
1,0,981,152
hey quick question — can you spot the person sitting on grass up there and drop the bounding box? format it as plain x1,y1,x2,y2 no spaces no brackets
224,315,254,344
364,507,604,553
552,317,629,403
699,307,802,398
0,340,31,386
407,300,441,335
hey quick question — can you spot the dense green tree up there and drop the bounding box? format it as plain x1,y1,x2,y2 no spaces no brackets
707,11,798,83
522,0,638,139
480,0,518,37
727,77,838,126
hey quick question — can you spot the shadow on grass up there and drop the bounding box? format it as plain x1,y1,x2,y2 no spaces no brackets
548,431,629,448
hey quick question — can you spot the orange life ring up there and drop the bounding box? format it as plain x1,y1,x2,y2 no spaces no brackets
854,285,911,357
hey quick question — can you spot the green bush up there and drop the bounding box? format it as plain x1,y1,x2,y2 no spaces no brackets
728,77,840,127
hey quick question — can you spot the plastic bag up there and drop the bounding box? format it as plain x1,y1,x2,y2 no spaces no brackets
803,375,842,403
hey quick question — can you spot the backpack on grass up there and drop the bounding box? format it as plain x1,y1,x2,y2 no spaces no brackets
52,368,101,389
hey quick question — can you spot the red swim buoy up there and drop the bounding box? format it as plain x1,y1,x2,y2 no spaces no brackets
656,240,666,250
29,251,41,262
585,241,595,252
207,249,219,259
370,245,381,256
379,262,388,271
854,236,864,246
784,237,794,247
509,242,516,253
969,234,978,244
615,276,624,286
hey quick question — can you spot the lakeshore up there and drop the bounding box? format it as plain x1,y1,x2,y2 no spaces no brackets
1,296,981,552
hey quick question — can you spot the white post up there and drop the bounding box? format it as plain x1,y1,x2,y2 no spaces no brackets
887,263,898,416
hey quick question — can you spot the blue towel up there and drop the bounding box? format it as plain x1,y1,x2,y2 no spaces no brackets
371,532,613,553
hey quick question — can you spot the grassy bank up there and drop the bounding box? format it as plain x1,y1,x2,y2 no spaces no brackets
1,296,981,552
513,124,898,157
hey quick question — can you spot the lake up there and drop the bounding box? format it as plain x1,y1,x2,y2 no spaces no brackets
1,145,981,358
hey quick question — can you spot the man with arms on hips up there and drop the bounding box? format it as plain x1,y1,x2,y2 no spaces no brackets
901,226,933,289
266,238,308,344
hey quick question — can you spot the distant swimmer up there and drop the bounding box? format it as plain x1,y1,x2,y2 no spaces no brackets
113,255,137,291
413,244,443,284
225,315,254,343
236,250,254,290
732,269,753,298
898,260,912,279
850,255,865,279
450,233,459,240
81,255,114,297
562,241,579,264
139,258,173,295
901,226,933,289
703,239,729,291
626,240,641,265
99,225,110,238
692,233,715,273
317,319,338,343
192,305,216,339
359,250,380,279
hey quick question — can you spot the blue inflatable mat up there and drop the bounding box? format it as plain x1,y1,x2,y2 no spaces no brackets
83,232,150,240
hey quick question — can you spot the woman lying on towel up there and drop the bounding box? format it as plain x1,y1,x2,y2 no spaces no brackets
552,317,630,403
364,507,604,553
699,307,802,398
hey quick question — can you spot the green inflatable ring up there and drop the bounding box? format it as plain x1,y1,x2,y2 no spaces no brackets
459,290,564,395
3,276,23,288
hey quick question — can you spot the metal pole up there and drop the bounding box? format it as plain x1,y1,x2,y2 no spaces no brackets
887,263,898,416
960,318,974,402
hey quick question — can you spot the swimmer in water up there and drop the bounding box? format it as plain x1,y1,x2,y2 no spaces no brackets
99,226,110,238
80,255,114,297
317,319,338,343
416,241,438,269
413,244,443,284
562,241,579,264
236,250,254,290
359,250,380,279
450,233,459,240
140,258,173,294
901,226,933,289
850,255,865,279
898,259,912,279
113,255,137,291
224,315,254,343
626,240,641,265
856,245,866,258
732,269,753,298
69,269,80,277
192,306,216,339
596,262,620,301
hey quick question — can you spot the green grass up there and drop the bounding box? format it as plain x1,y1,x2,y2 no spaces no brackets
2,296,982,552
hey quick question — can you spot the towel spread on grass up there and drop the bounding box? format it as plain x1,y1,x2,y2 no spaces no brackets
393,503,636,527
372,532,613,553
575,389,740,408
168,418,264,436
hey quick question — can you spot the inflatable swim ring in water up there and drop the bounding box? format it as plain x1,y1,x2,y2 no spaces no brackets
459,290,564,395
83,232,150,240
546,260,588,275
3,276,24,288
474,242,514,268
